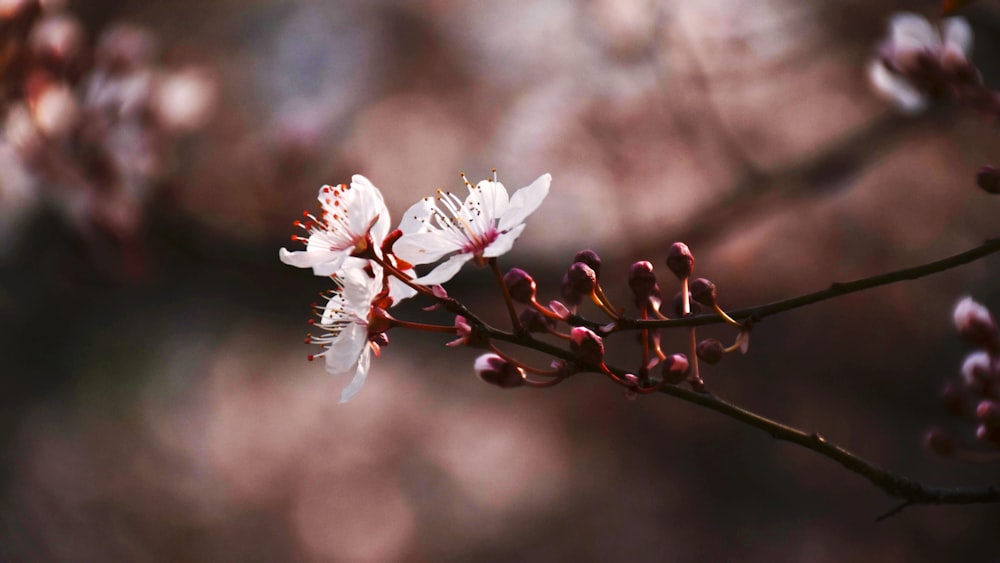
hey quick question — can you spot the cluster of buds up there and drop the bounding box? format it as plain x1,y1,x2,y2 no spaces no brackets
281,168,754,401
0,0,216,260
925,297,1000,459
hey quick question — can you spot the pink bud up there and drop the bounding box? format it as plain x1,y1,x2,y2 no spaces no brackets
953,296,998,349
474,353,525,388
570,327,604,365
961,351,995,393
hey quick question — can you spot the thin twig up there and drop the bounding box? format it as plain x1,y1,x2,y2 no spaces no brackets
629,237,1000,330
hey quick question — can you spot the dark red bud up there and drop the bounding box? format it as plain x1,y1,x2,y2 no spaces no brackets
475,354,525,388
671,292,702,317
570,327,604,365
689,278,717,307
519,308,556,333
572,249,602,278
941,380,966,416
976,400,1000,429
662,353,690,384
696,338,725,365
504,268,536,303
565,262,597,295
924,427,956,457
628,261,661,307
666,242,694,280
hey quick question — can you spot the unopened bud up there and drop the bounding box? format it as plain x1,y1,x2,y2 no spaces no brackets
689,278,717,307
923,427,956,457
696,338,725,365
976,400,1000,429
661,353,690,384
564,262,596,295
941,380,965,416
474,353,525,388
570,327,604,365
953,296,998,349
30,15,84,63
961,351,994,394
666,242,694,280
519,308,555,333
504,268,536,303
975,424,1000,446
977,166,1000,195
451,315,489,348
628,261,660,307
572,249,602,278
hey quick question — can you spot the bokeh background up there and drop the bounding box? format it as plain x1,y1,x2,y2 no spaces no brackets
2,0,1000,561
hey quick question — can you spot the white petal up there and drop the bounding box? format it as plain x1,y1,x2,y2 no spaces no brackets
411,253,473,286
889,12,940,52
942,17,972,55
869,62,927,114
388,276,418,304
474,179,509,223
397,197,436,235
483,223,526,258
354,174,392,245
497,173,550,232
279,247,346,275
325,322,368,375
393,231,464,265
338,348,372,403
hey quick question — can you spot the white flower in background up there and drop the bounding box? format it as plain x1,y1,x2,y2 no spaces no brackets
393,172,551,285
869,12,975,113
280,174,391,277
307,266,386,402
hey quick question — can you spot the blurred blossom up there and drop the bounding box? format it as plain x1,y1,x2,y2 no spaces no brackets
869,13,976,113
152,67,217,132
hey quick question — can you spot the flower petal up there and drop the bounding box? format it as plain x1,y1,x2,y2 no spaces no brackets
869,61,928,113
497,173,550,232
411,252,473,286
352,174,391,245
338,347,372,403
388,276,418,304
942,17,972,55
483,223,526,258
279,247,346,275
890,12,940,52
325,322,368,375
397,197,436,235
473,179,509,224
393,231,464,265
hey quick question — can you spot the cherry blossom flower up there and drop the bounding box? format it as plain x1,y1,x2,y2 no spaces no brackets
306,265,390,402
393,172,551,285
869,13,976,113
280,174,391,277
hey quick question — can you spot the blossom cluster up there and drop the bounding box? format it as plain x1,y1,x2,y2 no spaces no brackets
0,0,216,258
926,297,1000,459
280,171,550,401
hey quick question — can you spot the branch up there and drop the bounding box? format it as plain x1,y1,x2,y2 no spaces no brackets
631,236,1000,329
656,384,1000,519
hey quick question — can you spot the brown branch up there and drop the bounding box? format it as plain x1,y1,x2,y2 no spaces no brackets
629,236,1000,330
439,237,1000,518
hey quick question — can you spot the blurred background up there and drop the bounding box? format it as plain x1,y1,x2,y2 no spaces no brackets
1,0,1000,560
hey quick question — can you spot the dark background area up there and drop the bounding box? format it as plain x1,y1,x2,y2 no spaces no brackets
2,0,1000,560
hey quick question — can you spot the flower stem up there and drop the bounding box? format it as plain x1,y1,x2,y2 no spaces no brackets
490,258,523,332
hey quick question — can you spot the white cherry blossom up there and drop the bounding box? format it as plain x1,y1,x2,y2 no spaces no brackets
279,174,390,277
393,172,551,285
307,265,387,402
